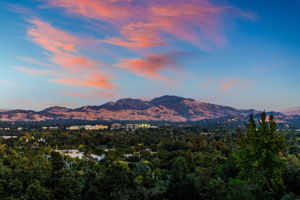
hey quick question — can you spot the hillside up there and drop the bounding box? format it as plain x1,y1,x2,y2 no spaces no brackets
0,95,298,123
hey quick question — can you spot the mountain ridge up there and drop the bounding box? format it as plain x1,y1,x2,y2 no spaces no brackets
0,95,297,122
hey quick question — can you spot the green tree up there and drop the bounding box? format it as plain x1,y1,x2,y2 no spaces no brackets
235,112,286,200
24,180,51,200
50,151,64,171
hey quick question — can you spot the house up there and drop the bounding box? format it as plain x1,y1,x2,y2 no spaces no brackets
55,149,84,159
0,136,18,139
124,153,134,158
125,124,139,131
38,138,46,142
83,125,108,130
90,154,105,161
67,126,82,130
49,127,59,130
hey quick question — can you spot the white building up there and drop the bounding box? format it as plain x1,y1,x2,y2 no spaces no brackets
55,149,84,159
90,154,105,161
49,127,59,130
0,136,18,139
67,126,82,130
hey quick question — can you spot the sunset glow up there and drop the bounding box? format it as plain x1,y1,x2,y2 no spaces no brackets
1,0,299,111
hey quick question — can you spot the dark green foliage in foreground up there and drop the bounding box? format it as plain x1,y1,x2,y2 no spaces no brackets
0,113,299,200
235,112,287,199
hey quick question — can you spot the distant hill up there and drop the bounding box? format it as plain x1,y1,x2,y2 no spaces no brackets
0,95,298,124
282,107,300,115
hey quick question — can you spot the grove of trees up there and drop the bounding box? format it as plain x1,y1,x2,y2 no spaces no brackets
0,112,299,200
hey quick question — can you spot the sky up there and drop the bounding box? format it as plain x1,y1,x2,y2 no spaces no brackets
0,0,299,112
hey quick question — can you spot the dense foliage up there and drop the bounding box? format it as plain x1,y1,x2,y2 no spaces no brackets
0,113,299,200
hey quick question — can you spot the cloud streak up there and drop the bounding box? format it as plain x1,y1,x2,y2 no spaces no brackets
44,0,239,49
24,18,116,91
15,66,58,76
42,0,254,80
118,52,183,81
201,78,255,93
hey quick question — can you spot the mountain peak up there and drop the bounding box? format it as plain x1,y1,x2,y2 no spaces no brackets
41,106,70,113
101,98,152,110
151,95,194,105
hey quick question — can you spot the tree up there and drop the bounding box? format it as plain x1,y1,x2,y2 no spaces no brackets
50,151,64,171
235,112,286,200
24,180,51,200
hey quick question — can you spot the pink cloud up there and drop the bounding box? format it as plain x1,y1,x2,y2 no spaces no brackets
201,78,254,93
28,19,78,52
44,0,252,50
24,18,116,91
45,0,139,22
15,67,58,76
17,57,54,68
38,0,253,79
52,73,117,90
41,0,253,80
118,52,182,81
220,79,250,92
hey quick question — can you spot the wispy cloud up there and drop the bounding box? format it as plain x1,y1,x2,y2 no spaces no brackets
118,52,184,81
23,18,117,92
220,79,250,93
0,80,19,87
45,0,253,50
2,2,36,16
15,66,58,76
52,73,117,89
253,56,288,74
42,0,254,80
201,78,255,93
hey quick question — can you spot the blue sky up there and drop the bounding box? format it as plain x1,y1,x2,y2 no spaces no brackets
0,0,299,111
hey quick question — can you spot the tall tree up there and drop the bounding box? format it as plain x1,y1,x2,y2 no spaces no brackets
235,112,286,200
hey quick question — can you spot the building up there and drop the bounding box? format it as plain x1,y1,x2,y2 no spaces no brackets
0,136,18,139
111,123,122,130
67,125,108,131
67,126,82,130
49,127,59,130
125,123,156,131
138,123,151,128
83,125,108,130
125,124,140,131
90,154,105,161
38,138,46,142
55,149,84,159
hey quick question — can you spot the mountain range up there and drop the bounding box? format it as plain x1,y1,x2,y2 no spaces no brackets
0,95,299,123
